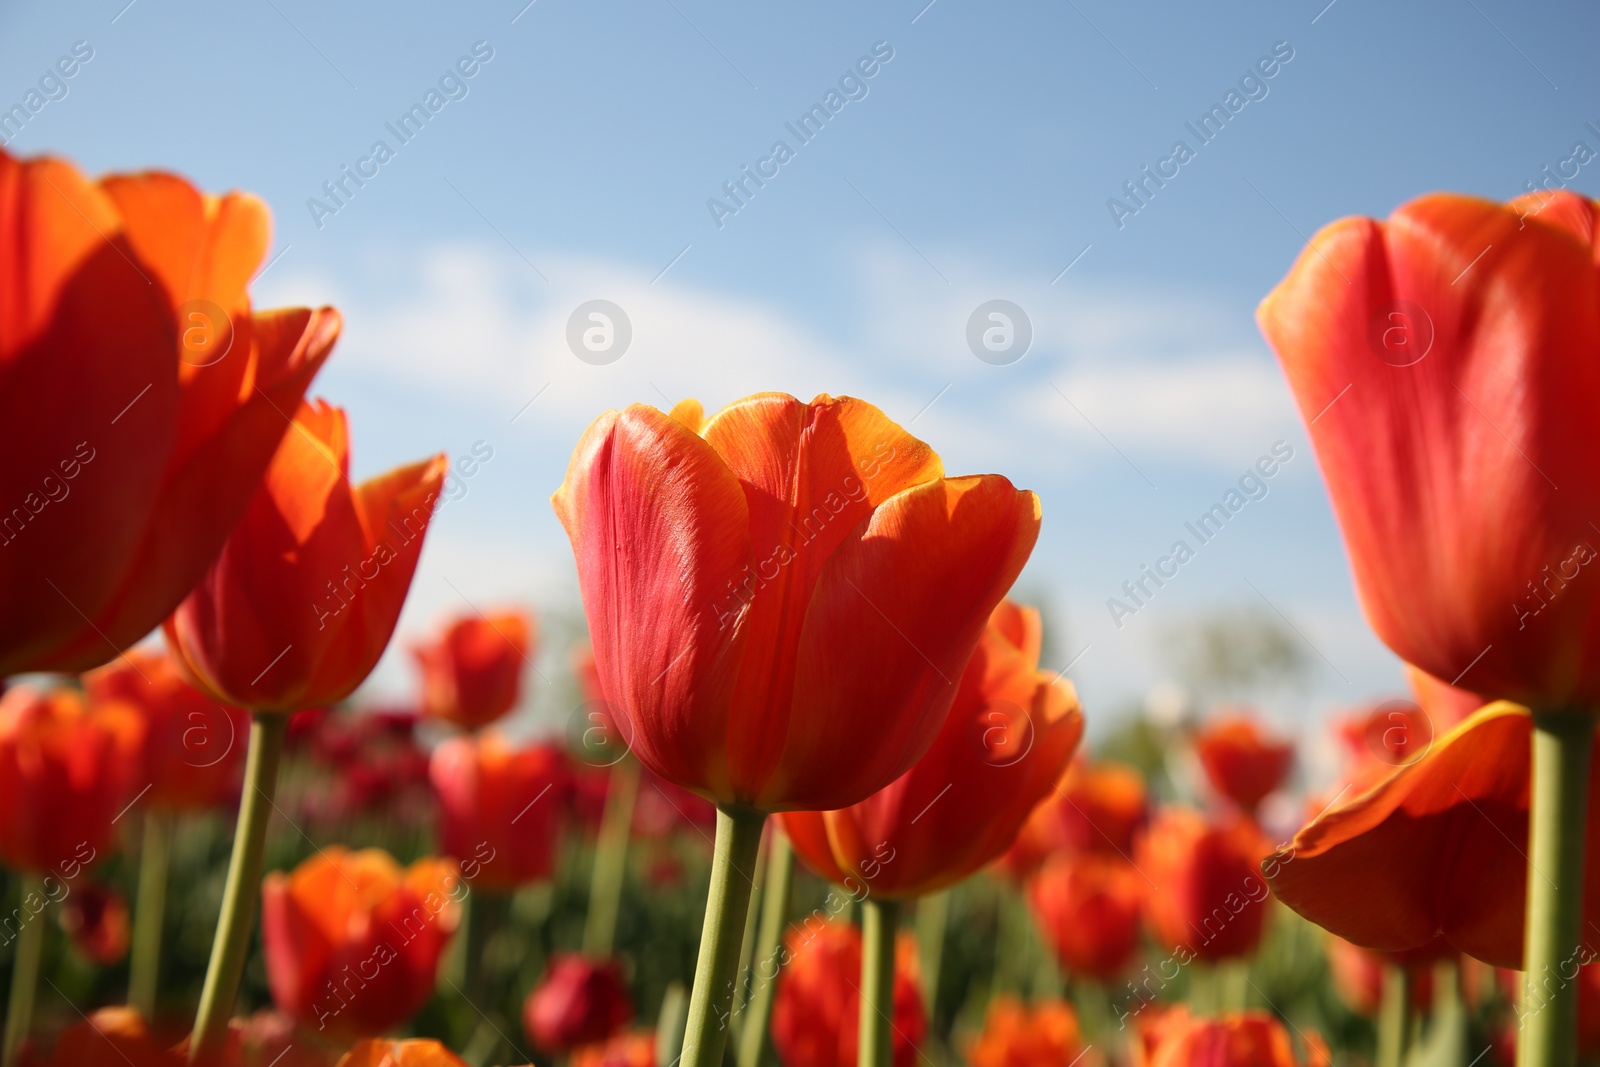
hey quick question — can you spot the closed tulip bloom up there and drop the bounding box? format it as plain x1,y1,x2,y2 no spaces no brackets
1267,702,1600,969
0,150,337,677
1134,1008,1329,1067
782,601,1082,898
1194,712,1294,813
0,686,138,874
966,997,1091,1067
1027,852,1143,981
553,393,1041,812
37,1008,180,1067
572,1031,655,1067
1258,191,1600,708
1001,760,1148,878
770,922,926,1067
59,881,131,965
84,649,247,811
522,954,634,1053
165,399,447,711
335,1040,507,1067
413,609,534,730
429,733,565,892
261,847,462,1036
1135,808,1273,963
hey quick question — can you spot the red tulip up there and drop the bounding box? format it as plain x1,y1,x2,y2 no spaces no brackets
0,686,138,874
1133,1007,1330,1067
553,393,1041,812
1267,702,1600,969
1405,663,1487,733
59,881,131,965
1000,759,1148,878
33,1007,179,1067
572,1031,655,1067
770,921,925,1067
782,600,1082,898
522,953,634,1053
1258,191,1600,709
0,150,338,678
413,609,534,730
1194,712,1294,813
261,847,461,1036
84,649,248,811
1027,852,1143,981
165,399,446,711
430,733,565,892
966,997,1092,1067
1135,807,1273,963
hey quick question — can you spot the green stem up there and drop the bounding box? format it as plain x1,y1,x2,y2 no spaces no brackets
915,890,949,1021
859,897,900,1067
681,806,766,1067
129,810,172,1020
189,712,287,1064
583,757,641,958
1518,710,1597,1067
657,981,690,1067
2,874,47,1067
728,832,769,1034
1376,965,1412,1067
738,831,794,1067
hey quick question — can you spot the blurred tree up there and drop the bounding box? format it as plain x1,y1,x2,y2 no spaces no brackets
1157,607,1309,702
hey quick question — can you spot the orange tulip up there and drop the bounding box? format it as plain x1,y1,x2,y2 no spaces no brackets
781,600,1082,898
32,1007,178,1067
0,686,138,875
1267,702,1600,969
0,150,337,677
966,996,1091,1067
1135,807,1273,963
1027,852,1143,981
1194,712,1294,813
1000,759,1148,878
1133,1007,1329,1067
572,1031,655,1067
84,649,248,811
261,847,462,1036
413,609,534,730
429,733,565,892
165,399,446,711
1258,191,1600,709
553,393,1041,812
335,1040,527,1067
770,921,925,1067
1405,663,1488,733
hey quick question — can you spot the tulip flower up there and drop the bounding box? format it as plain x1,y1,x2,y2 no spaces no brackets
59,881,131,966
769,921,925,1067
1027,852,1143,981
430,733,565,892
166,398,445,1060
572,1031,655,1067
1406,664,1488,733
413,609,534,730
1135,807,1273,963
1000,759,1148,878
1194,712,1294,813
1133,1007,1330,1067
554,393,1039,1067
35,1007,179,1067
966,997,1091,1067
261,848,461,1038
0,150,337,678
522,954,634,1054
335,1040,509,1067
1258,191,1600,1064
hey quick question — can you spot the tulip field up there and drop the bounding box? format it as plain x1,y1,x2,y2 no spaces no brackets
2,4,1599,1067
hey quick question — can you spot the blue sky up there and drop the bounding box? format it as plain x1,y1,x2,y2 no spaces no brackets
4,0,1597,748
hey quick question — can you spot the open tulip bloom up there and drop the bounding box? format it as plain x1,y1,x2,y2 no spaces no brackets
553,392,1041,1067
1259,189,1600,1065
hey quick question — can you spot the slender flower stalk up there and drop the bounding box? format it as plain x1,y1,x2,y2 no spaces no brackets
729,833,770,1034
1,874,46,1067
584,757,641,957
680,808,766,1067
916,890,949,1020
1375,966,1412,1067
858,898,900,1067
189,713,286,1063
128,810,171,1020
738,831,794,1067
